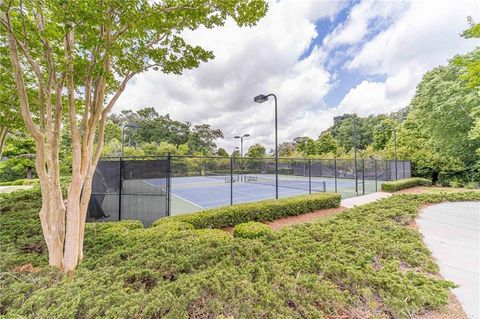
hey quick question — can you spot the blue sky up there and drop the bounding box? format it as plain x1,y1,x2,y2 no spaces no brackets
117,0,479,152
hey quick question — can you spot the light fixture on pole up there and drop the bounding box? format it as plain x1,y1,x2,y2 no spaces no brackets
234,134,250,157
254,93,278,199
122,124,139,156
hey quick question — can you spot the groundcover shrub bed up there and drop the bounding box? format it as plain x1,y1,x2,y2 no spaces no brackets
1,189,479,318
233,221,273,239
381,177,432,192
152,192,341,229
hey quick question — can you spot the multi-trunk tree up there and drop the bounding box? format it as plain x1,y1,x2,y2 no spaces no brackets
0,0,266,272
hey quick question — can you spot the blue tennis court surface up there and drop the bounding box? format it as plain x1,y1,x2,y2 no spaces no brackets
144,174,361,214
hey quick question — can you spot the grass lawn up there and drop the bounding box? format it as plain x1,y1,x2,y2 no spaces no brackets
1,188,479,318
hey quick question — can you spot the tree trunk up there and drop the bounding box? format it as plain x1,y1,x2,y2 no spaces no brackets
37,166,65,269
62,177,82,272
0,127,7,158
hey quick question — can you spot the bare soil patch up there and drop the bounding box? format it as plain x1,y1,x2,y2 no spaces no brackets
266,207,346,231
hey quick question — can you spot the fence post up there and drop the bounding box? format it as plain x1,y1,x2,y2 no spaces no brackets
230,156,233,205
118,157,123,221
374,159,377,192
386,160,389,180
403,161,406,179
334,159,337,193
362,159,365,195
308,159,311,194
166,153,171,216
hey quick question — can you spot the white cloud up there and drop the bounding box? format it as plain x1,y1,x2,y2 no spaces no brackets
116,1,345,151
116,0,479,152
338,0,479,117
323,0,407,49
337,80,409,116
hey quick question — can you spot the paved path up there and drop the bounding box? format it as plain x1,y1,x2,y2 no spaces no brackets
340,192,392,208
418,202,480,319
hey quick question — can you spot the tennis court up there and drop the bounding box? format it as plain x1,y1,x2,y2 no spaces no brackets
143,173,373,214
87,156,408,223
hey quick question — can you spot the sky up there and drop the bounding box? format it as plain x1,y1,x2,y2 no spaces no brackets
115,0,480,153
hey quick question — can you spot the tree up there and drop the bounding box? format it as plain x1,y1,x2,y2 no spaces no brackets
0,32,34,156
294,136,318,156
247,143,266,158
316,132,338,155
455,18,480,157
455,17,480,89
278,142,296,157
187,124,224,155
216,148,228,157
0,131,36,180
372,118,397,151
397,49,480,182
0,0,266,272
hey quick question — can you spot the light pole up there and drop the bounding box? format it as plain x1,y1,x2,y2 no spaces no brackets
122,124,139,156
334,114,358,194
254,93,278,199
377,125,397,180
234,134,250,157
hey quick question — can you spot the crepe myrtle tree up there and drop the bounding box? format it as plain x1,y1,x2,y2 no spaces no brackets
0,0,267,272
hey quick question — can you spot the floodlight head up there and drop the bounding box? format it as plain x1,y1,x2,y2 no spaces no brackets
234,135,241,139
243,134,250,137
254,94,268,103
124,124,139,129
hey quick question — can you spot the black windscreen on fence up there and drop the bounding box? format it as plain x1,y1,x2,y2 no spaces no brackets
87,157,169,226
89,160,121,222
88,156,411,224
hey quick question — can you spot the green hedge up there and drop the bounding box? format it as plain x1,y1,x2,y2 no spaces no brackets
0,178,40,186
381,178,432,192
152,192,341,229
233,221,273,239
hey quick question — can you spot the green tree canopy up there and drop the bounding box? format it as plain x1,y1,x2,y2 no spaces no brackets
247,143,266,158
316,132,338,155
397,48,480,182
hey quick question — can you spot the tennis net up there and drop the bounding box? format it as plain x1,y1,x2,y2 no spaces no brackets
244,174,326,192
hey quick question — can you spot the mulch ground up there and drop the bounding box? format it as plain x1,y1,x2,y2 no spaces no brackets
265,207,347,230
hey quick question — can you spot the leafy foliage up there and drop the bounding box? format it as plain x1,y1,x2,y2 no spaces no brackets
106,108,225,156
233,221,273,239
396,49,480,183
246,143,267,158
2,188,479,318
152,192,341,229
381,178,432,192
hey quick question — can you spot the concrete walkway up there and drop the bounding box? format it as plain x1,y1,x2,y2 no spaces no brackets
340,191,392,208
418,202,480,319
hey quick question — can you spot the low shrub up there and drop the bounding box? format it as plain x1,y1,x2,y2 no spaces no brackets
0,178,40,186
381,177,432,192
152,192,341,229
465,181,480,189
2,187,479,318
151,220,195,232
233,222,273,239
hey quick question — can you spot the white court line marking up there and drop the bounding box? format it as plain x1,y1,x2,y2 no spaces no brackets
142,179,203,208
171,193,203,208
